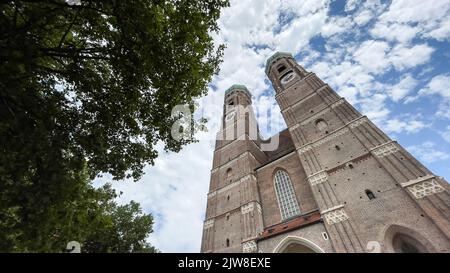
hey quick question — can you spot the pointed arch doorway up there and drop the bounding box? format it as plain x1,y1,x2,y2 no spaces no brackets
273,236,325,253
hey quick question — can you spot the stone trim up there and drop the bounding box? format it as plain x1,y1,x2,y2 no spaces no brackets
405,178,445,199
242,240,258,253
321,204,345,215
241,201,262,215
322,206,349,225
349,116,368,128
331,98,345,108
257,203,262,214
400,174,435,188
241,202,255,214
370,141,399,157
308,170,328,186
203,219,214,230
288,123,300,132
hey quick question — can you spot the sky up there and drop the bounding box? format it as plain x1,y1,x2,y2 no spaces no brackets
94,0,450,252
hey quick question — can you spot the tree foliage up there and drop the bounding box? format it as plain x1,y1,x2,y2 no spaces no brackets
0,0,228,252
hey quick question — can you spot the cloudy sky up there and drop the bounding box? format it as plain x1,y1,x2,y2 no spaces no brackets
95,0,450,252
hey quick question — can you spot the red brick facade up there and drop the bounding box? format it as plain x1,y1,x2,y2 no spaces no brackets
201,52,450,253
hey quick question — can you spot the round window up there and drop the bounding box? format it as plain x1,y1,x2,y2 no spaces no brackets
280,71,296,85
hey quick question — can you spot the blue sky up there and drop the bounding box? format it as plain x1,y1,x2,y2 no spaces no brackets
96,0,450,252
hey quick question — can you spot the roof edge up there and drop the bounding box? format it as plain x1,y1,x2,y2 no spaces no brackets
224,84,252,98
265,52,293,74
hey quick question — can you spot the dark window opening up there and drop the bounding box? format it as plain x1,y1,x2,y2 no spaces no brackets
226,239,230,247
227,195,230,201
393,234,426,253
277,64,287,73
366,189,376,200
226,168,232,178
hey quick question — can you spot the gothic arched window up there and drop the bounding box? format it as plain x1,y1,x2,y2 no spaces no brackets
274,170,301,220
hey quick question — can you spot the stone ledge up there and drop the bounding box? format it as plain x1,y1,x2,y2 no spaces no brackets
257,210,321,241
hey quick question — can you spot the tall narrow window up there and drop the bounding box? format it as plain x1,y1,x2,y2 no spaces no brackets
226,239,230,247
274,170,301,220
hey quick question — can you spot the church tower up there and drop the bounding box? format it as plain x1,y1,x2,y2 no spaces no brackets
201,53,450,253
201,85,265,253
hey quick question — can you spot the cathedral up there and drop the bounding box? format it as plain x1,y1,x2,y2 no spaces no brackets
200,52,450,253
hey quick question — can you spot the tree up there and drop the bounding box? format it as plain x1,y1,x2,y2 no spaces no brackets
0,0,228,252
82,198,159,253
0,163,159,252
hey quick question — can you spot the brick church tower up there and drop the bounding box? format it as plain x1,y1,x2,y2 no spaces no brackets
201,52,450,253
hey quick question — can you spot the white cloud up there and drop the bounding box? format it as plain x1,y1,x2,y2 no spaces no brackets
274,9,328,52
354,9,374,26
379,0,450,24
388,44,435,71
415,74,450,119
384,118,426,134
353,41,435,75
441,126,450,142
376,0,450,42
360,93,390,123
345,0,358,12
353,40,390,74
436,100,450,119
338,86,359,105
419,74,450,98
387,74,418,102
426,20,450,41
370,22,420,43
353,0,388,26
321,16,354,37
407,141,450,163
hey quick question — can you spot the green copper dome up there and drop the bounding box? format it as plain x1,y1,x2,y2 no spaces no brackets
224,84,252,98
265,52,293,75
